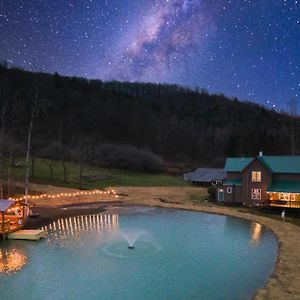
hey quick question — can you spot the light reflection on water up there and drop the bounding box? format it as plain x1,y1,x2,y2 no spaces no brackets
41,213,119,240
0,247,27,274
41,211,263,248
250,222,262,245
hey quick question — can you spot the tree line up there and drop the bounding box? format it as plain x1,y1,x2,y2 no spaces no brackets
0,63,299,185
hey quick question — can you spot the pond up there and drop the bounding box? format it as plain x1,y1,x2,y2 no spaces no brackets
0,206,277,300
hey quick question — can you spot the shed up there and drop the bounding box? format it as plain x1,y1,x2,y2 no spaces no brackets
0,200,25,235
184,168,226,186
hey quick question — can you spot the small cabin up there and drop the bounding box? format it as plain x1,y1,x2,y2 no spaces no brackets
0,200,25,235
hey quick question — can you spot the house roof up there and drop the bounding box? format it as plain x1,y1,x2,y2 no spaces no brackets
259,156,300,173
267,180,300,193
225,156,300,174
184,168,226,182
0,200,15,212
224,158,254,172
223,178,242,186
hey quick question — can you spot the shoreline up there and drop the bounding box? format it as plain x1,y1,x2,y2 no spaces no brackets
14,185,300,299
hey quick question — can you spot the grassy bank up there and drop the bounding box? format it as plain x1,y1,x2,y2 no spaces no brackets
7,158,190,191
233,206,300,227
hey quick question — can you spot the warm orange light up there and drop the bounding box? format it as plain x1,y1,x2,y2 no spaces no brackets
9,188,118,202
0,248,27,274
251,222,262,245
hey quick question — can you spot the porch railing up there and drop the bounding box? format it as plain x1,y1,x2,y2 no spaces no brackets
269,200,300,208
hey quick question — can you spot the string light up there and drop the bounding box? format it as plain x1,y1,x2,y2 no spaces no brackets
8,189,118,202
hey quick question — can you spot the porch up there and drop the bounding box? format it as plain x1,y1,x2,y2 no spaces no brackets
267,193,300,208
267,180,300,208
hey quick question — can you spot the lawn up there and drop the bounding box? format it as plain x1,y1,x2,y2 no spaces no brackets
8,158,191,190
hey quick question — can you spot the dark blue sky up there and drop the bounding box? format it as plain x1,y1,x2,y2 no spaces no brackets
0,0,299,110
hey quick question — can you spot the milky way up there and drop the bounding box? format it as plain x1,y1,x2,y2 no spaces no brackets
101,0,216,82
0,0,299,110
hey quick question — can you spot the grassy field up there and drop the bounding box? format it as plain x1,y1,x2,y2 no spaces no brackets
7,158,300,227
7,158,191,191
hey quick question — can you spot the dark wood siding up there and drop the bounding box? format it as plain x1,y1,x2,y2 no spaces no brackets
224,186,233,202
226,172,240,179
234,186,242,202
241,159,272,204
272,174,300,181
224,185,242,203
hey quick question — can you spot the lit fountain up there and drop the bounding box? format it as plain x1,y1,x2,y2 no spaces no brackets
121,228,146,250
101,227,160,258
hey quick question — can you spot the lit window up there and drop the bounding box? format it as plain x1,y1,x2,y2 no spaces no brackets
251,189,261,200
227,187,232,194
256,172,261,182
252,171,262,182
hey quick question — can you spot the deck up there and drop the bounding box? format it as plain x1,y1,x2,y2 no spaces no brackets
7,229,46,241
269,200,300,208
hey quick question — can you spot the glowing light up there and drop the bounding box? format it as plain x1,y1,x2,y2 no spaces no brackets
251,222,262,245
0,248,27,274
9,189,119,202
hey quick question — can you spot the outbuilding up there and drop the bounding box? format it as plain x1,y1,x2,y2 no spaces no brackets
184,168,226,186
0,200,25,235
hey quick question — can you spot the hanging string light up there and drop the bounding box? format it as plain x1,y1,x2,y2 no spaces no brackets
8,189,119,202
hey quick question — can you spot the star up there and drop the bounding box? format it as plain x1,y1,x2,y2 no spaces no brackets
0,0,298,110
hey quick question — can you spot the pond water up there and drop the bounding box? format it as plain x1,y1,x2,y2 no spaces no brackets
0,206,277,300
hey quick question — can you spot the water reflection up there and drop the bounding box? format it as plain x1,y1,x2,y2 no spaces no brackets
0,247,27,274
250,222,262,245
224,217,263,246
41,213,119,239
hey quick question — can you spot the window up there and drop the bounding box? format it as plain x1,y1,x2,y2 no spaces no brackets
251,189,261,200
212,180,221,185
252,171,261,182
227,187,232,194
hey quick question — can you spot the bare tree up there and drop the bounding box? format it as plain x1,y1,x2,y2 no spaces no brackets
24,69,48,213
24,83,38,199
58,122,68,183
77,139,88,190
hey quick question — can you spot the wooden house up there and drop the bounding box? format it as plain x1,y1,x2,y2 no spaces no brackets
0,200,25,235
218,153,300,208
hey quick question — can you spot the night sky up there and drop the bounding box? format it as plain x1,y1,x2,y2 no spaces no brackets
0,0,299,110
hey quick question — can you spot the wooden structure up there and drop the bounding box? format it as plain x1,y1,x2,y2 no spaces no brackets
219,153,300,208
8,229,45,241
0,200,25,235
184,168,225,186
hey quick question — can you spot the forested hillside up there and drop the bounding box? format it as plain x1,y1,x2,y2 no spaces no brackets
0,64,299,172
